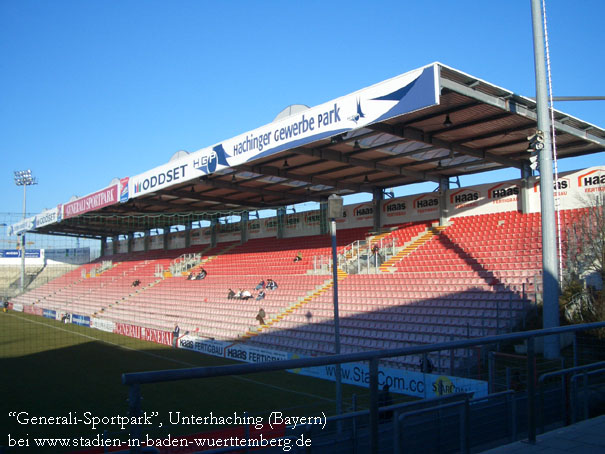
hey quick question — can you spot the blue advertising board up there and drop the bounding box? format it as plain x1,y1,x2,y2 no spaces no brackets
43,309,57,319
71,313,91,327
0,249,41,258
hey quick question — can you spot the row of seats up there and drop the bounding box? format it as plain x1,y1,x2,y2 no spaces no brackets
13,208,589,374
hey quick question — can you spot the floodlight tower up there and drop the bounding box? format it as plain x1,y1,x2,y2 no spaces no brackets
530,0,559,360
14,170,37,293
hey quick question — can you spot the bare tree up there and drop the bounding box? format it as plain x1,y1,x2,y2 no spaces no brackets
563,193,604,286
561,194,605,331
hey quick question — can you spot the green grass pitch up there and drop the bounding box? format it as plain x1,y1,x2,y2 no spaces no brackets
1,310,381,452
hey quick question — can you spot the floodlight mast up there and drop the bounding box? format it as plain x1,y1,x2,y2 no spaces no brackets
530,0,560,362
14,170,37,293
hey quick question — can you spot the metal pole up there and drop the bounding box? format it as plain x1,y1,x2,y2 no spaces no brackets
331,219,342,416
352,394,358,454
527,336,537,443
530,96,605,102
369,358,379,454
489,352,495,393
460,397,470,454
530,0,560,359
20,184,26,293
572,332,578,367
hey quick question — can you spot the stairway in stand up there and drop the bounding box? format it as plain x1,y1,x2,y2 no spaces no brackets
379,225,448,273
241,268,349,339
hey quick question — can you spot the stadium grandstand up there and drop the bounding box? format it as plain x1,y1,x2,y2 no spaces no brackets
2,61,605,453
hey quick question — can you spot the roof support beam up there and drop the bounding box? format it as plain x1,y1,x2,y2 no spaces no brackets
398,101,480,126
440,77,605,148
37,229,105,239
370,123,522,169
162,188,265,210
198,177,324,203
431,112,512,135
293,146,441,183
128,197,199,211
238,164,361,192
457,122,535,147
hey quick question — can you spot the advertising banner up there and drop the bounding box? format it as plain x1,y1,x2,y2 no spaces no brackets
129,64,439,198
114,322,141,339
90,317,115,333
140,326,173,346
178,336,230,356
576,167,605,194
8,217,35,236
63,185,119,219
178,335,290,363
114,322,173,346
119,176,130,203
223,343,290,363
43,309,57,320
348,202,374,228
71,313,91,327
178,334,486,399
0,250,21,258
289,361,487,399
35,207,60,228
24,305,43,316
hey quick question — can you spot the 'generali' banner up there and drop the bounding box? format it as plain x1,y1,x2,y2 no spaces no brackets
114,322,172,346
141,326,173,346
63,185,119,219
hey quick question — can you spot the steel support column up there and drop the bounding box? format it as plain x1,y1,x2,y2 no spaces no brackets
531,0,560,359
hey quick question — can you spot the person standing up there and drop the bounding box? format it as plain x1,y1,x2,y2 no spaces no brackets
172,324,180,348
256,308,266,325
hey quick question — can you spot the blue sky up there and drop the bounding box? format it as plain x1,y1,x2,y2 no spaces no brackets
1,0,603,217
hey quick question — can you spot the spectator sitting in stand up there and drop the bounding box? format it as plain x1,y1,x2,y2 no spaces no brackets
132,279,141,287
227,288,236,299
256,289,266,300
241,289,252,300
255,279,266,290
293,251,303,262
196,268,207,280
234,289,243,299
267,279,278,291
187,272,195,280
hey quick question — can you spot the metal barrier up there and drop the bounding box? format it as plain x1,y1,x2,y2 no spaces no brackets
571,368,605,423
313,236,396,275
298,392,471,454
122,321,605,454
538,360,605,433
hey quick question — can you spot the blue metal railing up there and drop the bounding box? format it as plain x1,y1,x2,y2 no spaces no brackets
122,321,605,454
538,360,605,433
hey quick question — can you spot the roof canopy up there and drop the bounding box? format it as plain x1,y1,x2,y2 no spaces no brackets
35,63,605,238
